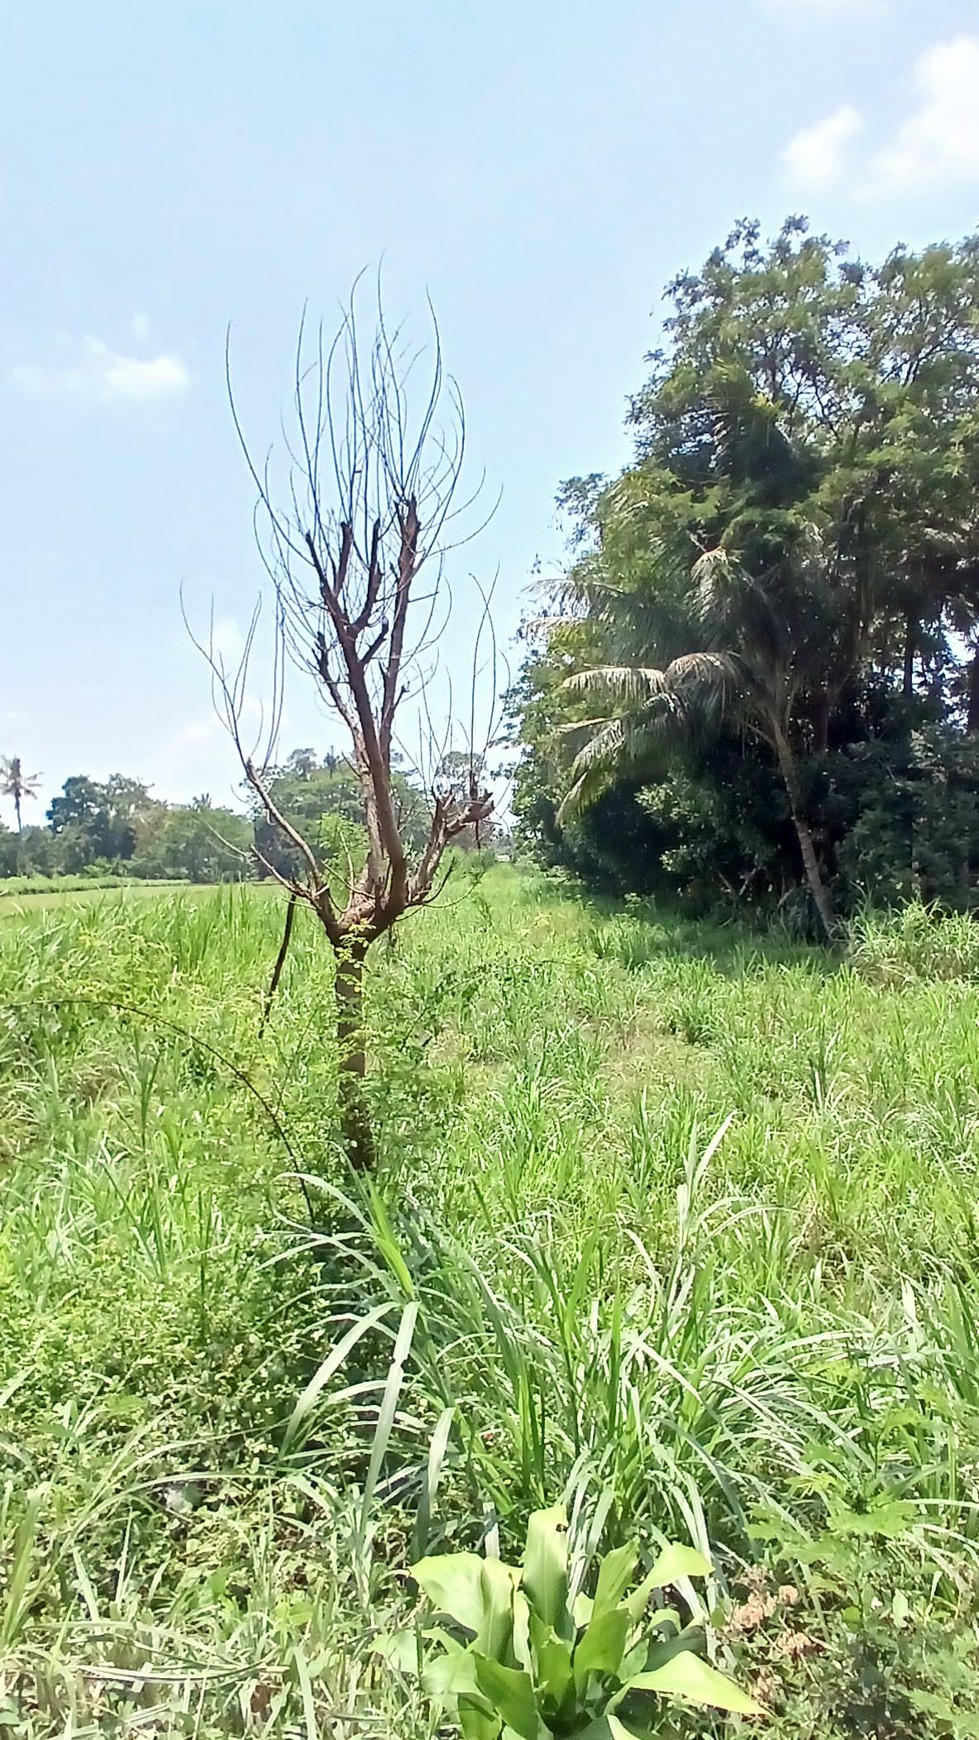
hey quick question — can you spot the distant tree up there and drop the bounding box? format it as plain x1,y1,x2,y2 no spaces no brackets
47,775,103,834
0,824,20,878
0,756,40,859
131,804,253,882
200,289,494,1170
249,755,432,882
284,747,319,778
47,774,157,867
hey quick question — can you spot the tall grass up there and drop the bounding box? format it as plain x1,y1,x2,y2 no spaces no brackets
2,873,979,1732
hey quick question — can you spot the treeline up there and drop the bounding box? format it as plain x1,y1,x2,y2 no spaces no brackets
0,750,491,884
511,219,979,930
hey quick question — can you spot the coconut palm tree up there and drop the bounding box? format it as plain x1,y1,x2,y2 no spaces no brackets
0,756,40,837
556,387,847,939
0,756,41,874
558,540,841,941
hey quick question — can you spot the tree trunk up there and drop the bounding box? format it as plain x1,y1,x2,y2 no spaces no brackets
968,645,979,734
773,728,837,942
903,612,916,700
334,940,375,1171
13,794,21,836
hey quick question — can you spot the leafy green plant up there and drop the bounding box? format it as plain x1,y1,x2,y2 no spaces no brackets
408,1504,758,1737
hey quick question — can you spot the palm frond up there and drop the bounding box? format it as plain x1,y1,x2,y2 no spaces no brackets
665,651,733,686
554,716,617,743
557,690,695,822
691,546,751,608
561,666,673,705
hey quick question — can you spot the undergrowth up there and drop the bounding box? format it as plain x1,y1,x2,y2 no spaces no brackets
1,874,978,1735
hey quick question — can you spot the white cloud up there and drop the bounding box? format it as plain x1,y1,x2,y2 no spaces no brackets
864,35,979,195
12,335,189,403
783,104,865,194
131,313,150,341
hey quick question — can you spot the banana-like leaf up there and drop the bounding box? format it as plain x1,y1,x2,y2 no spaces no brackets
577,1717,655,1740
476,1556,521,1662
473,1655,545,1740
522,1506,570,1636
412,1553,519,1636
513,1586,532,1673
422,1638,481,1700
459,1694,503,1740
642,1623,706,1674
622,1651,761,1715
533,1628,573,1711
573,1606,631,1689
591,1543,637,1619
625,1544,712,1619
372,1628,421,1675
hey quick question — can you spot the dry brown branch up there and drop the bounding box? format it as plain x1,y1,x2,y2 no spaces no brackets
195,281,496,1170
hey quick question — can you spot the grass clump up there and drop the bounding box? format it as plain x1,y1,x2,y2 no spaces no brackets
848,900,979,985
2,869,979,1733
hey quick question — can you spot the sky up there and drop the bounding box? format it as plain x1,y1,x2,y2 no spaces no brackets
2,0,978,823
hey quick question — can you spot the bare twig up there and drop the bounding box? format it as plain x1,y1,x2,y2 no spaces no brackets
191,279,497,1169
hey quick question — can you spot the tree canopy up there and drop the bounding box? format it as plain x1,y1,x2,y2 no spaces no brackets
512,219,979,926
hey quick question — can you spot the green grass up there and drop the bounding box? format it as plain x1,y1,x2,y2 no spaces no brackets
0,878,208,918
0,874,140,898
2,871,979,1735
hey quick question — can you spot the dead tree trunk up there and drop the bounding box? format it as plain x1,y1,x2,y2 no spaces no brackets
259,891,297,1035
334,939,374,1172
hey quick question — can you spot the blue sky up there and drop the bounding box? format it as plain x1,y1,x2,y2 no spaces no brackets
2,0,977,821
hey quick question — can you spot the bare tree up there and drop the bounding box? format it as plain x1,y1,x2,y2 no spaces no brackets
198,289,494,1171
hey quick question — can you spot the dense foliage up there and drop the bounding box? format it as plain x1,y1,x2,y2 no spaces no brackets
511,219,979,926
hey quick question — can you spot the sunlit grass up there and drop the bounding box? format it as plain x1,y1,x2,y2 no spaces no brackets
2,872,979,1732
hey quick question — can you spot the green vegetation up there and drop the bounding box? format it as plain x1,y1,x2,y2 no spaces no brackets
410,1510,759,1731
3,869,979,1735
513,220,979,929
6,217,979,1738
0,776,254,886
0,753,486,893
